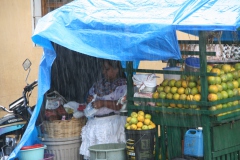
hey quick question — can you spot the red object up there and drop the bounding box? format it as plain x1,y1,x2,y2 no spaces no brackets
78,104,86,111
21,144,44,150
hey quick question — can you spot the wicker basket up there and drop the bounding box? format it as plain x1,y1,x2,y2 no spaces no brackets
43,117,86,138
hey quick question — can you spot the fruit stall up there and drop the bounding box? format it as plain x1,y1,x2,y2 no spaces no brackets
9,0,239,160
125,31,240,160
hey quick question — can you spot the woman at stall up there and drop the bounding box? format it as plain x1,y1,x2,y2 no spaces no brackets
79,59,127,160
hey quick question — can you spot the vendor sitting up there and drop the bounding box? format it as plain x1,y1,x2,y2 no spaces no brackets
79,59,127,160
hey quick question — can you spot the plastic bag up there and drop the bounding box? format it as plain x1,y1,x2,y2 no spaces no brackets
45,91,67,110
132,74,157,92
83,94,97,119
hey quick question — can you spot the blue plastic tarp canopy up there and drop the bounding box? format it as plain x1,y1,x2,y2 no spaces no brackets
9,0,240,159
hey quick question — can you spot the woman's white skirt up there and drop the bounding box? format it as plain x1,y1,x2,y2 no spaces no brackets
79,115,126,157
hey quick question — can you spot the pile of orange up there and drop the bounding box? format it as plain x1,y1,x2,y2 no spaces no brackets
125,111,156,130
152,63,240,111
153,75,201,109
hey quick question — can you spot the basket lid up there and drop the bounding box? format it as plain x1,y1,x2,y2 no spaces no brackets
185,57,200,68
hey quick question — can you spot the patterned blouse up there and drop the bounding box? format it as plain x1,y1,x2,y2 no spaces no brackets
88,77,127,115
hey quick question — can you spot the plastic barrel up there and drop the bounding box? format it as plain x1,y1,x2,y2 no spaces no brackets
163,67,181,80
88,143,126,160
185,57,200,72
42,137,81,160
125,129,156,160
184,129,203,157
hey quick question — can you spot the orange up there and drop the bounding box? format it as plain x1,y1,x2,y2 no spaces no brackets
173,93,180,100
152,92,159,99
232,70,239,79
164,86,171,93
188,81,197,88
169,103,176,108
157,86,164,93
216,104,223,110
188,76,198,82
222,103,228,108
221,64,232,73
221,90,228,99
191,87,199,95
168,79,176,87
226,73,233,81
177,87,185,95
210,68,221,76
175,80,182,88
137,115,145,122
216,84,223,92
226,81,234,90
144,119,151,125
208,76,216,85
179,94,187,100
232,80,239,88
137,122,143,128
166,93,173,99
170,87,178,94
217,92,223,100
126,117,131,123
233,88,239,96
215,76,222,84
208,106,217,111
227,89,234,98
130,124,137,130
208,85,218,93
220,74,228,82
161,79,169,86
234,63,240,70
181,80,188,88
159,91,167,99
193,94,201,101
208,93,218,101
221,82,228,91
138,111,145,116
184,87,191,95
177,104,184,108
186,95,194,101
207,65,213,72
233,100,239,106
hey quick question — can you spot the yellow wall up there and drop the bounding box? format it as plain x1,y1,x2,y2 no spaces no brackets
0,0,42,116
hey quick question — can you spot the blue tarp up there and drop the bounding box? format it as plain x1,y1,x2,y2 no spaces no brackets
10,0,240,159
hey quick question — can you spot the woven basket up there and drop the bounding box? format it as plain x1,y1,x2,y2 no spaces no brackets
43,117,86,138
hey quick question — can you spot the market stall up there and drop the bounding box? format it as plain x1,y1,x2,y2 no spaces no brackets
9,0,240,159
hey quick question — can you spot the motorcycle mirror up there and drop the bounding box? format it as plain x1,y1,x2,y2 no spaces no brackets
22,59,32,71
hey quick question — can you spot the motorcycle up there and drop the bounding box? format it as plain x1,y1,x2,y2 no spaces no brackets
0,59,38,159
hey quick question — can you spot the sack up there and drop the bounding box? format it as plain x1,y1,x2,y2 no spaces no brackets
45,91,67,109
132,74,158,92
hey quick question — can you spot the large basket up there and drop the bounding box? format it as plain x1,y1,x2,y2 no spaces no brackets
43,117,86,138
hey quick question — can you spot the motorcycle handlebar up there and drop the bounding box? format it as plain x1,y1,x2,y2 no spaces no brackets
24,80,38,92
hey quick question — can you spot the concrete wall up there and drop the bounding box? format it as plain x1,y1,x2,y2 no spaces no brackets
0,0,43,116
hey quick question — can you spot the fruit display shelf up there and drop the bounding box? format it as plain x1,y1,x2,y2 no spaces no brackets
125,31,240,160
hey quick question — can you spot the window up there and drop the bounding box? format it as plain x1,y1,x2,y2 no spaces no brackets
41,0,73,16
32,0,73,45
32,0,73,28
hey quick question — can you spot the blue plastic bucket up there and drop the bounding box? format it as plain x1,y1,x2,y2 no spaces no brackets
19,145,46,160
184,129,203,157
185,57,200,72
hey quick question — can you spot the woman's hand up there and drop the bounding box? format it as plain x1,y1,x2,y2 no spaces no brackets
92,100,103,109
87,95,94,103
